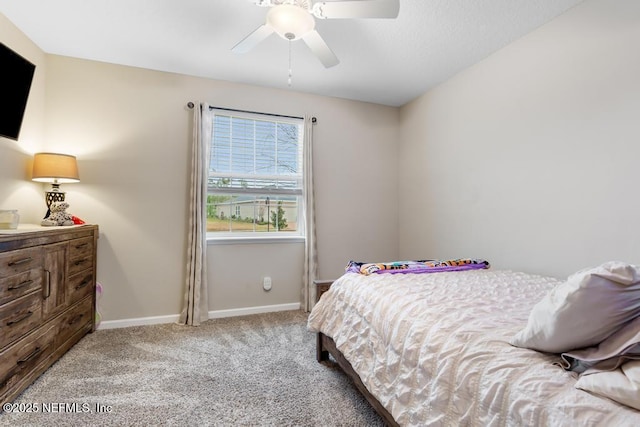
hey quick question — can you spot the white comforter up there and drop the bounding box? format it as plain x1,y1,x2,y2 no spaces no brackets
307,270,640,426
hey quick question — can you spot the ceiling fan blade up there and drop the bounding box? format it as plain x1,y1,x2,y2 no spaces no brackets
312,0,399,19
302,30,340,68
232,25,274,54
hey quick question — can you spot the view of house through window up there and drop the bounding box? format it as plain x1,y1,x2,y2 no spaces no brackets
207,109,304,236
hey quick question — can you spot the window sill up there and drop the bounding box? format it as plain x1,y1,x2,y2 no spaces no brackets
207,235,305,245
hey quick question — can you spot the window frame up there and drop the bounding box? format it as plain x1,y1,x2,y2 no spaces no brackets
206,108,305,242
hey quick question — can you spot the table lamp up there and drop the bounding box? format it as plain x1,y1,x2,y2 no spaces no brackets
32,152,80,218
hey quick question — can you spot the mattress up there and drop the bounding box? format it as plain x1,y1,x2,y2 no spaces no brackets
308,269,640,426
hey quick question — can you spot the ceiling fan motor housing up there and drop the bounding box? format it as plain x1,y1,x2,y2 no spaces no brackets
257,0,312,9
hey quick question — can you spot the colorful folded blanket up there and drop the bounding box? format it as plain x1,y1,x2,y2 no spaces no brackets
345,259,490,276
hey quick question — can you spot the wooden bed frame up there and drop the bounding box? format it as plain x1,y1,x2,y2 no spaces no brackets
314,280,399,427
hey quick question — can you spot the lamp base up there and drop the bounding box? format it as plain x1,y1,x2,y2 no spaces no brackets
44,190,66,219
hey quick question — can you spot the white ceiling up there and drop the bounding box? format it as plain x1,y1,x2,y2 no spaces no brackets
1,0,584,107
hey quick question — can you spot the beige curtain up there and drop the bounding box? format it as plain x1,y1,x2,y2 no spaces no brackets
179,102,211,325
302,115,318,311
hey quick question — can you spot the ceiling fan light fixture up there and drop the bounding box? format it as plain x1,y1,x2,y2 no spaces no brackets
267,4,315,40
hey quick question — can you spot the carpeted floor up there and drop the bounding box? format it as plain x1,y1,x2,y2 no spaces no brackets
0,310,383,426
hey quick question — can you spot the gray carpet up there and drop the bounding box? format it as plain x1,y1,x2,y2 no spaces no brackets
1,310,383,426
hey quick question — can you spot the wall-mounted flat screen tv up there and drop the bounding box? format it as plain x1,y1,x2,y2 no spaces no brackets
0,42,36,141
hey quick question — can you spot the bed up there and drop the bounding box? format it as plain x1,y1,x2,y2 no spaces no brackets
308,263,640,426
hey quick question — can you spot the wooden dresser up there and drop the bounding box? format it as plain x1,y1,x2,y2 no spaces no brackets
0,225,98,406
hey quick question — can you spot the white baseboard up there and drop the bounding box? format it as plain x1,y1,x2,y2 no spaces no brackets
207,303,300,319
98,302,301,330
98,314,180,330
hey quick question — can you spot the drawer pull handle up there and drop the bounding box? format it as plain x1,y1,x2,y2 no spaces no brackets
44,270,51,298
8,257,32,267
75,279,91,290
74,243,88,249
8,280,34,291
17,347,42,365
74,259,88,266
68,314,84,325
6,311,34,326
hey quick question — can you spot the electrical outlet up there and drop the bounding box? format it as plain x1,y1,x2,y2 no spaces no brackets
263,276,272,291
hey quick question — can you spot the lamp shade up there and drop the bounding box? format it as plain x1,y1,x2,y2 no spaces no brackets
32,152,80,183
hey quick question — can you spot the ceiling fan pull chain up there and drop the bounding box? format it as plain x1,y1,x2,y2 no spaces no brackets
288,38,293,87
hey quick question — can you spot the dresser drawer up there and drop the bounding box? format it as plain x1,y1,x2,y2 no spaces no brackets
67,271,94,305
0,269,43,306
69,236,94,260
57,296,93,347
68,254,93,277
0,322,56,399
67,236,94,277
0,247,43,279
0,292,43,349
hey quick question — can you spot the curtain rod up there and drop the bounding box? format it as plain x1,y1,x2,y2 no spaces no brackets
186,102,315,123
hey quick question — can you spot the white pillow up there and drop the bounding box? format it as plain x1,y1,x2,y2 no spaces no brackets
576,360,640,410
559,315,640,373
510,261,640,353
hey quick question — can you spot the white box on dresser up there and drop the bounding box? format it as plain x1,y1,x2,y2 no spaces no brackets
0,224,98,406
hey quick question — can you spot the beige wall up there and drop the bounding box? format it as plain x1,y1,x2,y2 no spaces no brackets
398,0,640,278
40,55,399,321
0,13,48,223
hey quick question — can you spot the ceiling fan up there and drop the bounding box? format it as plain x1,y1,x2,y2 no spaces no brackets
232,0,400,68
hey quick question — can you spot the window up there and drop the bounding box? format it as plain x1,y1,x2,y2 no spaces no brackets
206,108,304,238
